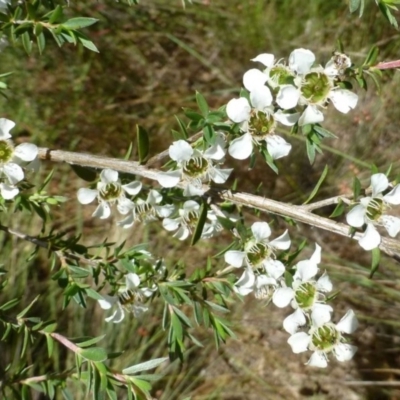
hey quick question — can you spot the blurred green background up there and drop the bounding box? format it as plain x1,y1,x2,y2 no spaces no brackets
2,0,400,399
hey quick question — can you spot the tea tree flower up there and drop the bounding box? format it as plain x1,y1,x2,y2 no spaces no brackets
287,309,358,368
0,118,38,199
226,93,296,160
346,173,400,250
272,244,333,334
77,169,141,219
118,189,174,229
98,273,155,323
157,134,232,196
224,222,290,271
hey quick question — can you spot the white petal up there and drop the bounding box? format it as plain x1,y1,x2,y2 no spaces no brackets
169,140,193,162
122,181,142,196
264,259,285,279
183,200,200,213
0,118,15,139
117,197,134,215
346,204,366,228
250,85,273,109
272,287,294,308
77,188,98,205
283,308,307,334
156,170,181,188
251,221,271,241
228,133,253,160
106,307,125,324
381,215,400,237
224,250,246,268
370,173,388,197
183,183,204,197
311,305,332,327
306,351,328,368
126,273,140,289
162,217,180,232
243,68,268,92
93,202,111,219
299,105,324,126
334,343,357,362
203,133,227,160
270,229,291,250
251,53,275,68
289,48,315,74
98,295,118,310
3,163,23,184
336,309,358,334
316,273,333,292
265,135,292,160
155,204,175,218
173,225,190,241
0,182,18,199
287,332,310,353
329,89,358,114
310,243,321,264
276,85,300,110
256,274,276,287
209,167,233,184
358,223,381,251
100,169,118,184
274,110,300,126
234,268,255,296
226,97,251,123
13,143,38,162
117,214,134,229
384,184,400,205
294,260,318,282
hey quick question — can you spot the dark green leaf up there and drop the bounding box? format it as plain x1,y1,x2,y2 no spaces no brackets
70,165,97,182
303,165,328,204
191,202,207,246
137,125,149,164
62,18,99,30
21,31,32,55
370,247,381,278
353,176,361,198
196,91,209,116
329,199,345,218
79,347,108,362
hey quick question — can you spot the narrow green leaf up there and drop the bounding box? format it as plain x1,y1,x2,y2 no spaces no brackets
76,335,106,348
303,165,328,204
306,138,316,164
21,31,32,55
136,125,149,164
70,165,97,182
17,295,40,318
171,313,183,342
123,357,168,375
124,142,133,160
349,0,361,12
329,199,345,218
353,176,361,198
77,35,99,53
0,297,20,311
203,124,215,145
191,202,207,246
62,18,99,30
48,5,64,24
79,347,108,362
46,334,54,357
370,247,381,278
196,91,209,116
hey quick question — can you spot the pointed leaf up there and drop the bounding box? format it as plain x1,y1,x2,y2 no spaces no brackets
122,357,168,375
136,125,149,164
303,165,328,204
191,202,207,246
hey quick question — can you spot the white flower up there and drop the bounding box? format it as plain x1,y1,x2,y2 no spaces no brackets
324,52,352,76
117,189,174,229
0,119,38,199
77,169,141,219
277,49,358,125
98,273,155,323
224,221,290,271
226,94,296,160
272,244,333,334
287,309,358,368
346,173,400,250
234,264,283,300
156,134,232,196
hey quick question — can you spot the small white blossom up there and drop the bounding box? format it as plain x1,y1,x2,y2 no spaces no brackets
224,222,290,271
98,273,155,323
156,134,232,196
287,309,358,368
272,244,333,334
118,189,174,229
346,173,400,250
77,169,141,219
0,118,38,199
324,52,352,77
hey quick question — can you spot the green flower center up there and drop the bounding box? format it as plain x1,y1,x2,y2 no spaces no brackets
249,110,276,137
269,65,295,86
183,156,209,178
135,202,156,223
311,324,339,352
294,282,316,309
99,182,122,201
0,140,14,163
183,210,199,230
301,72,332,104
365,198,384,221
246,242,272,268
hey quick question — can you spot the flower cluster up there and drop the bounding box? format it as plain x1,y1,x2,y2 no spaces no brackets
0,118,39,200
225,230,358,368
346,173,400,250
226,49,358,161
